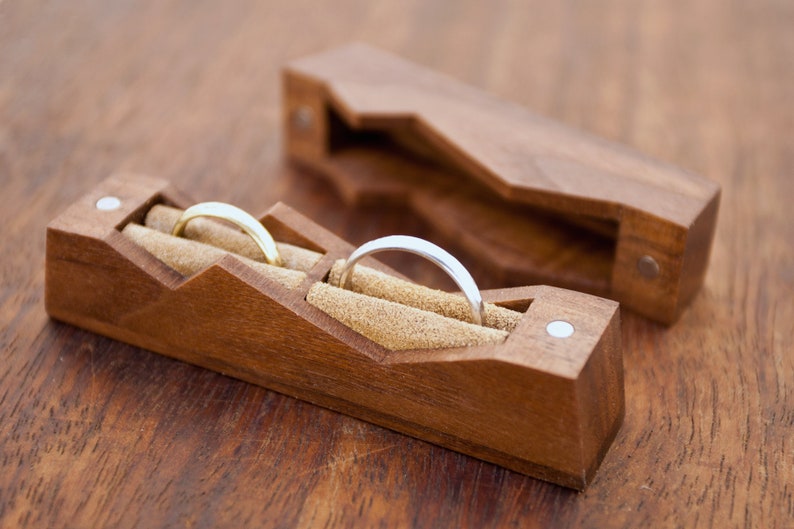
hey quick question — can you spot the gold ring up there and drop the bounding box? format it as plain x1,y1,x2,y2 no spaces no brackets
171,201,284,267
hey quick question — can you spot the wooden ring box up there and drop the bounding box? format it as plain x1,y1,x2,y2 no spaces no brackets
45,174,623,490
283,44,721,324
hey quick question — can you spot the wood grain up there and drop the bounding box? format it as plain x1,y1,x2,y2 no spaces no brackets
1,0,792,527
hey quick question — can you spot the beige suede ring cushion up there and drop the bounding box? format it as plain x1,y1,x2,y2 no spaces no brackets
121,204,523,350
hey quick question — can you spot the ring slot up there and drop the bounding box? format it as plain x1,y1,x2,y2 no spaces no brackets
336,235,485,326
171,201,284,267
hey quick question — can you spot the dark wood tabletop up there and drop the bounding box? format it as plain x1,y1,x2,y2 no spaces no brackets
1,1,791,527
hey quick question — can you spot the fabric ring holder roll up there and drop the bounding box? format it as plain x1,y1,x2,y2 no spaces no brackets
131,199,512,349
171,201,284,267
304,232,525,351
336,235,485,326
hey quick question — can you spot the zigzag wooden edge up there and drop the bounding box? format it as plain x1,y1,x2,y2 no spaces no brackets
282,43,721,324
45,174,624,489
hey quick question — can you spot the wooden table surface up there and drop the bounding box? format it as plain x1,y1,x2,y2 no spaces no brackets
1,1,791,527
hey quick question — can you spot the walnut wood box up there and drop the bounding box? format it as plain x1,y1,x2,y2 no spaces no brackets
45,175,624,490
284,44,721,324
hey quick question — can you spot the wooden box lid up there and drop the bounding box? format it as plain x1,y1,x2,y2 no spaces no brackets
283,44,721,324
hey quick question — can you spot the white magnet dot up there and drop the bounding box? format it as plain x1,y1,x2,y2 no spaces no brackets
546,320,574,338
292,106,315,130
96,196,121,211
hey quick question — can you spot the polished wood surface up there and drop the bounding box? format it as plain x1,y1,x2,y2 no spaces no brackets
1,1,791,527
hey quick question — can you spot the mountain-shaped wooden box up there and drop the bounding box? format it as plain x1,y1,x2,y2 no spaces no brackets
284,44,721,324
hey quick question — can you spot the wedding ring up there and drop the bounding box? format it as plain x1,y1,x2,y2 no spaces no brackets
171,202,284,267
337,235,485,326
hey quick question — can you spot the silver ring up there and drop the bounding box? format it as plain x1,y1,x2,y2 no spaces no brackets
171,202,284,267
337,235,485,326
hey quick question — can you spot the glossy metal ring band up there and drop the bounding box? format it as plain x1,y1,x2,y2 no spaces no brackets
337,235,485,326
171,201,284,267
